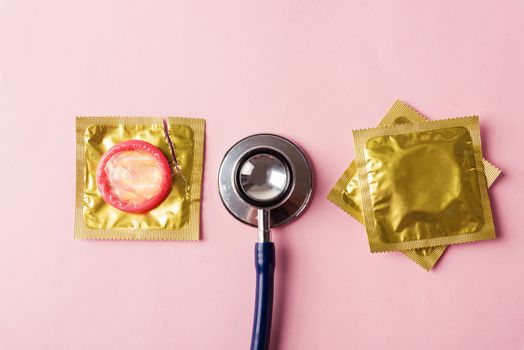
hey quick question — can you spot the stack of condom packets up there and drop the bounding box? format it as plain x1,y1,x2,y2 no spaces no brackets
328,101,500,270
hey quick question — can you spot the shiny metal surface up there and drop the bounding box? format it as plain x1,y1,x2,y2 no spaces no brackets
239,153,290,203
258,209,271,242
218,134,313,228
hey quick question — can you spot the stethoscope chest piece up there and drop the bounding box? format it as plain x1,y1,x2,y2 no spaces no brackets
218,134,313,228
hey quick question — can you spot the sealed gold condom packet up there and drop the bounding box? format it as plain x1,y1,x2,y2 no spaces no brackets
328,101,501,270
353,116,495,253
75,117,205,240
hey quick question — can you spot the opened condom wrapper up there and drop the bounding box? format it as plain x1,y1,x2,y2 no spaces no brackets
353,115,495,253
328,101,501,269
75,117,205,240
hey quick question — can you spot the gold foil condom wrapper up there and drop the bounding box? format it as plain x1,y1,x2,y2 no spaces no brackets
75,117,205,240
353,115,495,253
327,100,501,270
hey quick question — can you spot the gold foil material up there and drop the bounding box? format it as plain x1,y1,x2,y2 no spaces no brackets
328,101,500,269
353,115,495,253
75,117,205,240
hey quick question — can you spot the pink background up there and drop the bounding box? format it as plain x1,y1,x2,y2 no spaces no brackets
1,0,523,349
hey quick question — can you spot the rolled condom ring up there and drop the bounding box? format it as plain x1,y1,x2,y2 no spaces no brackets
96,140,172,213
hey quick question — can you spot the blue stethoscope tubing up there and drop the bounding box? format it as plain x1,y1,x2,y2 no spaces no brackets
251,242,276,350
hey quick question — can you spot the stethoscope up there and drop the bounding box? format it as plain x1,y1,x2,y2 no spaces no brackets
218,134,313,350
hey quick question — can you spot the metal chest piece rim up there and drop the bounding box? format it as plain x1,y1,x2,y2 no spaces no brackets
218,134,313,228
